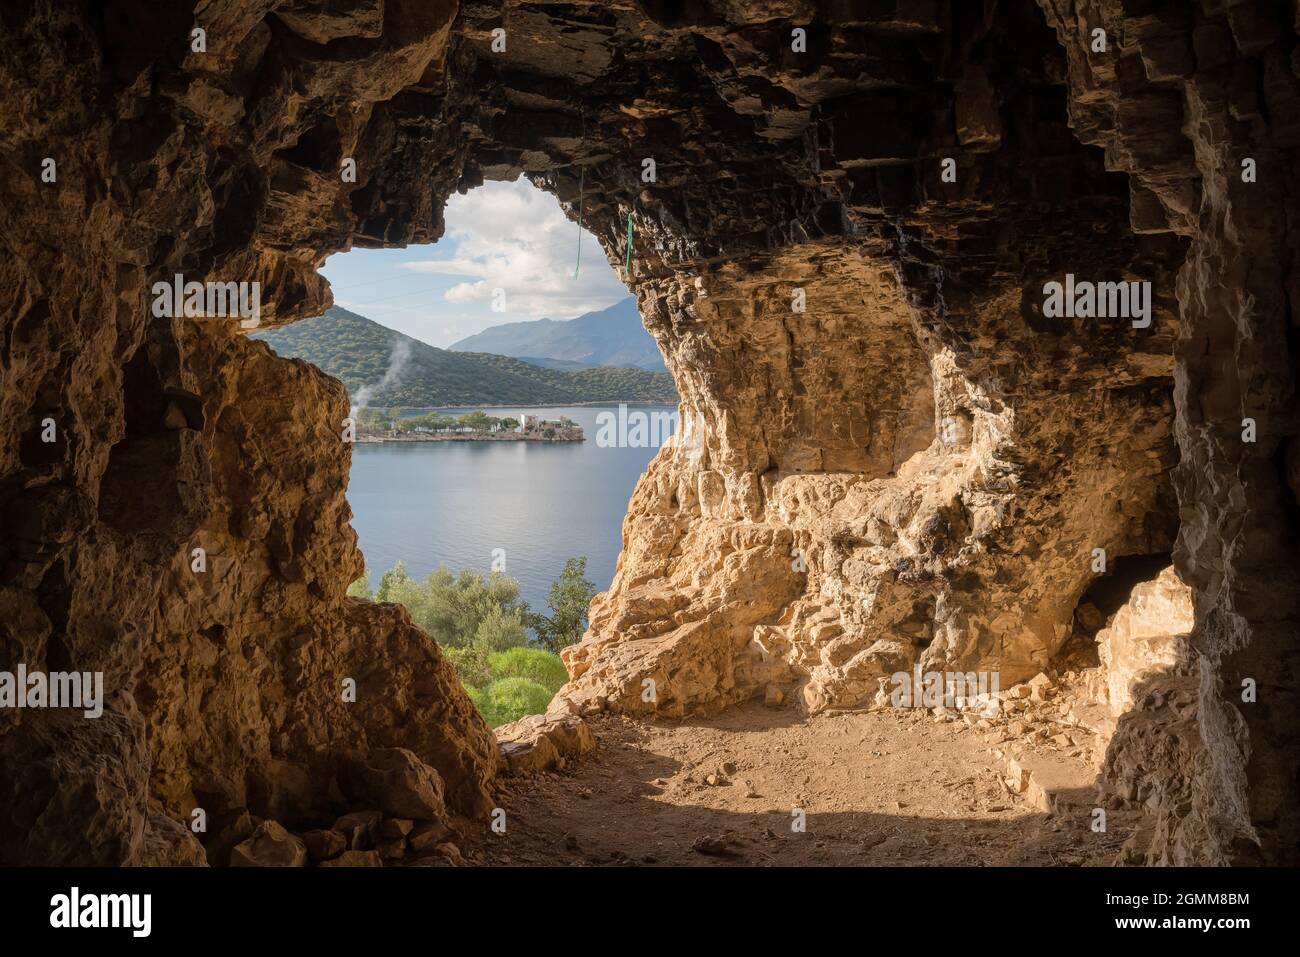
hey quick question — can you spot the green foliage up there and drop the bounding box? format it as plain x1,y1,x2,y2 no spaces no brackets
369,558,587,727
445,645,492,689
488,647,569,695
374,561,412,603
251,306,678,406
395,411,522,434
531,556,598,653
457,410,493,432
483,677,553,727
377,564,530,651
346,571,372,599
353,405,392,431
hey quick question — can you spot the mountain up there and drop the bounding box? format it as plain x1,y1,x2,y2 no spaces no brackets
513,356,591,371
250,306,678,407
449,297,666,371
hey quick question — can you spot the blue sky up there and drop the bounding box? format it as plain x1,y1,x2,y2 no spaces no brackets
320,176,630,348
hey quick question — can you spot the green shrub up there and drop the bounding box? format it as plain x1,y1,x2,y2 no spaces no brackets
445,645,492,688
367,558,590,728
487,647,568,694
484,677,552,727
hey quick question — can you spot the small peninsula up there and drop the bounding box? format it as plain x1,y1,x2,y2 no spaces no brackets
354,408,583,444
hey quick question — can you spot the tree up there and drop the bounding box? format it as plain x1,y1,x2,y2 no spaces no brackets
355,407,387,432
368,559,588,725
474,603,529,651
445,645,492,688
531,556,597,653
457,410,492,432
375,561,412,602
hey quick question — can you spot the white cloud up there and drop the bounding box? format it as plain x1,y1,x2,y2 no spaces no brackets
400,177,628,319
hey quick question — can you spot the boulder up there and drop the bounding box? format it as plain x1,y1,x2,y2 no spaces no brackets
331,810,382,850
343,749,446,821
408,821,452,852
495,714,596,775
303,829,347,862
229,822,307,867
379,818,414,839
137,814,208,867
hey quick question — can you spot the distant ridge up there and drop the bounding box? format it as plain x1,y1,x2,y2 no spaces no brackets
449,297,665,371
251,306,678,407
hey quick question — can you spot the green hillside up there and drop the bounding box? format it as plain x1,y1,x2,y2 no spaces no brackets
251,306,678,407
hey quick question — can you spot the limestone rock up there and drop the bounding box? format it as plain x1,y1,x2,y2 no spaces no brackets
496,714,596,775
138,814,208,867
302,829,347,863
408,821,452,853
1096,567,1194,717
432,842,465,866
379,818,414,840
205,810,257,868
342,748,447,822
228,821,307,867
332,810,382,851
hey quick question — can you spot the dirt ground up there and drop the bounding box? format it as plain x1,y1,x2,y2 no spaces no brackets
470,703,1141,867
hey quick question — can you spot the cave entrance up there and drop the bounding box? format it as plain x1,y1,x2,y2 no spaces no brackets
255,176,673,731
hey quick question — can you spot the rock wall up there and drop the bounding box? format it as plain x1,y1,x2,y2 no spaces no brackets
1034,0,1300,866
0,0,495,865
1,0,1296,865
553,2,1188,722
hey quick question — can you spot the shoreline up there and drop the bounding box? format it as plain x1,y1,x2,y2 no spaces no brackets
356,432,583,444
355,400,679,412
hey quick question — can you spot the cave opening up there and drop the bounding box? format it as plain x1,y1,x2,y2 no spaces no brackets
4,0,1297,872
254,175,668,733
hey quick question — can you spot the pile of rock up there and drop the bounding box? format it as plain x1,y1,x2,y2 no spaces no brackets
215,747,470,867
924,567,1198,836
220,811,467,868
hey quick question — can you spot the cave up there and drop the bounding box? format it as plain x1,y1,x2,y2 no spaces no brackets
0,0,1297,873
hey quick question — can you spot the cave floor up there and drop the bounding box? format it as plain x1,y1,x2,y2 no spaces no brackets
470,703,1141,867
